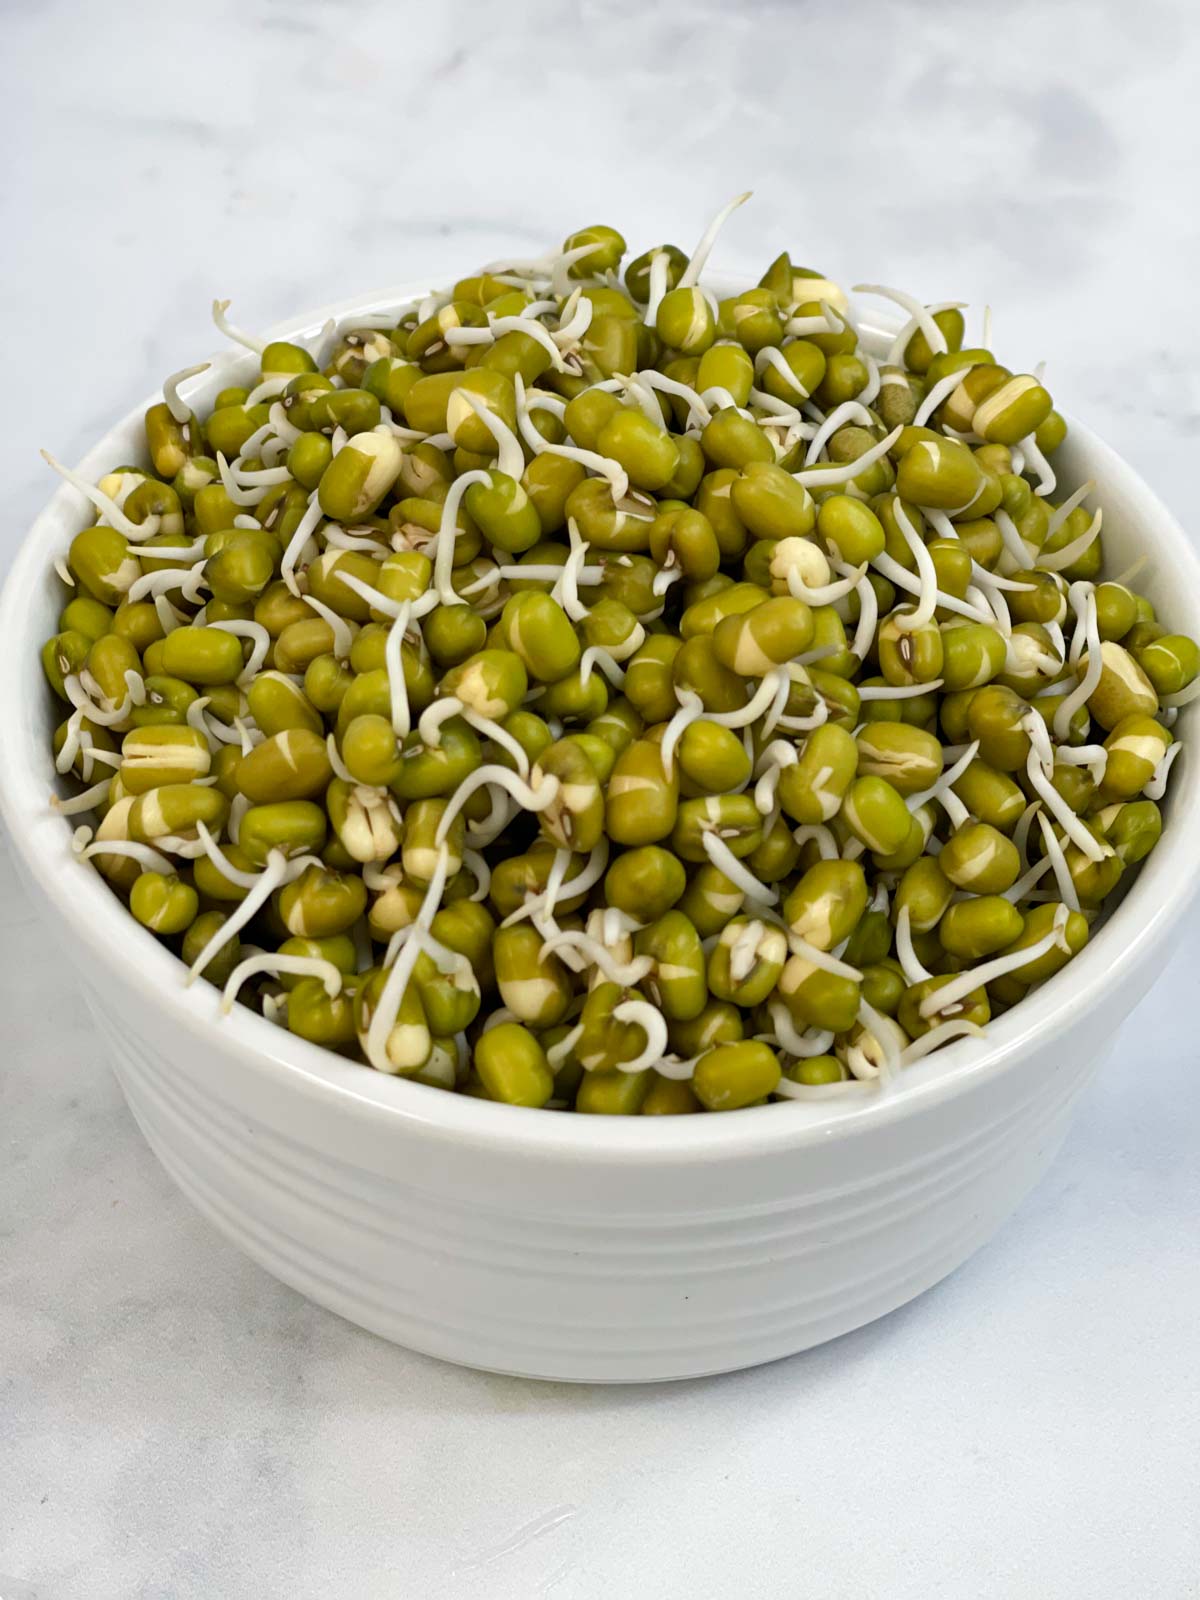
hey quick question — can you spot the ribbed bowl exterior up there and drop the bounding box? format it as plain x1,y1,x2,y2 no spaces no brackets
70,915,1111,1382
5,280,1199,1382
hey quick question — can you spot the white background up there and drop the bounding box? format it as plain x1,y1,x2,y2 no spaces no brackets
2,2,1199,1596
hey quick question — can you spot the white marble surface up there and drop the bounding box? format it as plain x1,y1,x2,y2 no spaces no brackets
3,1,1200,1594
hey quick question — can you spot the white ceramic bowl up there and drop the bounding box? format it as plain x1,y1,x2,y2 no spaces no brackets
4,283,1199,1383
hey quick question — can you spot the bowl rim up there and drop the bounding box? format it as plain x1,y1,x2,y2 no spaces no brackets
4,276,1200,1162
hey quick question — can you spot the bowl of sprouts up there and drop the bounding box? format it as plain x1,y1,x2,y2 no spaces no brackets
3,193,1197,1381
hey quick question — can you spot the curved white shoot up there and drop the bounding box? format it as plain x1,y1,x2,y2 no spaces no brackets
227,794,251,847
323,527,390,554
363,847,452,1074
208,619,270,687
701,830,778,905
502,840,610,930
774,1074,876,1101
844,1011,900,1084
775,700,830,736
1046,480,1095,539
853,286,961,359
63,675,132,727
458,391,524,481
194,821,264,889
538,440,628,502
49,773,115,818
186,848,294,984
163,362,211,423
385,601,413,739
268,401,303,447
221,953,343,1015
993,508,1037,572
212,298,266,353
651,1054,703,1083
213,451,266,509
678,191,752,289
126,564,208,606
614,372,665,428
1144,740,1182,801
550,241,609,298
546,1024,584,1069
918,906,1071,1019
878,299,962,366
894,905,934,986
859,681,944,701
227,460,294,490
133,538,207,566
891,499,942,630
280,492,326,597
552,289,594,350
785,936,863,981
465,788,517,849
635,367,712,427
436,765,559,844
462,849,492,903
157,593,189,635
792,425,902,489
642,249,672,328
257,431,287,467
577,646,627,691
187,696,243,750
1054,742,1108,784
912,364,977,428
552,532,592,617
77,838,174,875
699,669,787,730
1036,810,1081,914
749,387,804,423
793,299,848,339
417,695,465,750
906,739,979,818
768,1003,837,1060
899,1019,986,1065
485,312,570,372
837,565,878,663
611,999,670,1074
442,326,494,353
538,929,653,987
790,825,839,863
513,375,562,455
461,711,530,776
786,562,865,607
40,450,153,541
540,850,575,931
755,345,812,402
869,551,995,625
804,401,878,465
1052,590,1102,741
966,572,1013,638
232,716,259,758
759,668,794,741
334,571,412,620
1038,509,1102,574
300,590,355,660
432,470,492,608
659,692,705,778
242,373,296,408
858,351,882,407
1019,432,1057,496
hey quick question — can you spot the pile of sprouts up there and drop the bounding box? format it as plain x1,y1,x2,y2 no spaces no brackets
38,194,1193,1113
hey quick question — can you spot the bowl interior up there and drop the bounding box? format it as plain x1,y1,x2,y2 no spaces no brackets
3,278,1199,1155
